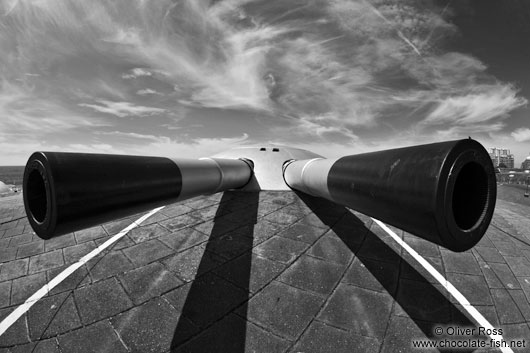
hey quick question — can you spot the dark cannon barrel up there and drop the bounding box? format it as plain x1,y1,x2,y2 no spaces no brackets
23,152,253,239
283,139,496,252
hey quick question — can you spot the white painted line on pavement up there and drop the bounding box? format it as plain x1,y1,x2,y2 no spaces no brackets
0,206,164,337
372,218,514,353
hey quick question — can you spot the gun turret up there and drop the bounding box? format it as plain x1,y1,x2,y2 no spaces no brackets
283,139,496,251
23,139,496,252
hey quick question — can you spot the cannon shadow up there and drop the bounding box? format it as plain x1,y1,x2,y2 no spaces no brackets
170,191,259,352
296,192,484,352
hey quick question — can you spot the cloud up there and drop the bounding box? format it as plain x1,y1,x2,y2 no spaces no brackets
122,68,153,79
511,128,530,142
136,89,162,96
423,83,527,126
79,100,166,117
0,0,527,164
97,131,161,142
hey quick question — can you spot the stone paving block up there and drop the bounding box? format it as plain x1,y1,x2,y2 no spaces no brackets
74,277,133,325
74,225,107,243
276,223,326,244
192,220,238,239
493,240,522,256
280,203,313,218
508,289,530,321
128,223,170,243
8,233,32,248
28,250,64,274
474,246,506,263
504,256,530,277
379,315,437,353
10,272,47,305
0,281,11,308
480,261,505,289
500,323,530,353
441,250,481,275
162,245,224,282
491,289,525,324
446,273,493,306
205,234,254,262
140,211,169,226
184,197,220,210
159,214,202,232
122,239,173,266
213,252,286,293
94,234,135,251
118,262,183,305
489,262,521,289
87,251,134,282
158,228,208,252
57,320,128,353
244,281,325,340
295,212,334,229
278,255,346,296
256,202,286,218
43,233,76,251
343,256,400,294
102,215,139,236
47,264,91,296
175,314,291,353
356,234,401,265
253,236,309,264
16,241,44,259
263,210,301,226
402,235,441,258
63,241,97,264
160,203,194,218
0,308,29,346
518,277,530,303
166,272,247,329
111,297,186,353
251,220,286,245
4,226,25,238
9,338,60,353
318,283,393,338
476,235,495,248
394,278,452,323
187,205,224,222
400,253,444,285
292,320,380,353
308,232,355,265
0,238,9,248
0,248,17,263
28,292,82,340
0,258,28,282
452,304,499,327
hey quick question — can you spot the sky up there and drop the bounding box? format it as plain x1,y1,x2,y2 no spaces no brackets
0,0,529,166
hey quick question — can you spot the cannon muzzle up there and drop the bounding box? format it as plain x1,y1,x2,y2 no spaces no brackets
23,152,253,239
283,139,496,252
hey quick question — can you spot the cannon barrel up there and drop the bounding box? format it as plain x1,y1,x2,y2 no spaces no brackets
283,139,496,252
23,152,253,239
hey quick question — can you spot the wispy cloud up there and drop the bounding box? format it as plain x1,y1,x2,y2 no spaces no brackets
136,89,162,96
79,100,166,117
511,128,530,142
0,0,527,164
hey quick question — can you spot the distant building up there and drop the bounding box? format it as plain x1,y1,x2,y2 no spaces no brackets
489,148,514,169
522,154,530,170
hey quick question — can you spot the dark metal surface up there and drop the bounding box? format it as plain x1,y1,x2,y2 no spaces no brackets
23,152,252,239
286,139,497,252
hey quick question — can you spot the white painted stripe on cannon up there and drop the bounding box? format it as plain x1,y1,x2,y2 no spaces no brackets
372,218,513,353
0,206,164,337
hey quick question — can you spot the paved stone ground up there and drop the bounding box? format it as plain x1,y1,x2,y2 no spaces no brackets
0,186,529,352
